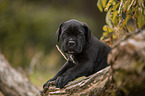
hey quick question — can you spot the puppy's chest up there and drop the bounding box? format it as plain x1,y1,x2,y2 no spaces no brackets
69,54,86,65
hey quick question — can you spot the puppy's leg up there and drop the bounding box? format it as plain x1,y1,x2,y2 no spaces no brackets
43,60,75,89
55,60,93,88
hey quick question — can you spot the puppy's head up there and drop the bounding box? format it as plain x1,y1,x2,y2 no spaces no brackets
56,19,91,54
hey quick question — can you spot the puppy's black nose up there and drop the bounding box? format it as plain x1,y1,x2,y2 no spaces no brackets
68,41,76,46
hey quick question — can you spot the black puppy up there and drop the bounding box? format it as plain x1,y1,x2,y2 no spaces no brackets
43,19,111,88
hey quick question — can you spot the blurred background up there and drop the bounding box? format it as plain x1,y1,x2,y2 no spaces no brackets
0,0,106,89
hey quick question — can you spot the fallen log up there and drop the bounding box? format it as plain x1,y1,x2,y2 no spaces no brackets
0,53,40,96
41,66,111,96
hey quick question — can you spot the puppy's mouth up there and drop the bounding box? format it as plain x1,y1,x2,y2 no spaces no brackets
67,47,82,54
68,50,75,54
67,48,76,54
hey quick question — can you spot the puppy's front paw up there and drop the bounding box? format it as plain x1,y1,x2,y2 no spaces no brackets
43,81,48,89
55,75,70,88
43,80,51,89
43,79,54,89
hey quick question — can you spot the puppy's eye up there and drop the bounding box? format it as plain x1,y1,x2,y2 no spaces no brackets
62,33,68,38
77,33,82,37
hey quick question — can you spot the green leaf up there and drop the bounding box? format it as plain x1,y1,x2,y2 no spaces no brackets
138,0,144,14
123,0,131,12
127,0,134,12
104,0,113,12
112,34,115,39
121,15,131,28
112,3,120,11
97,0,103,12
112,11,118,22
103,25,113,32
135,8,145,28
102,0,108,8
118,1,123,14
138,0,144,7
118,15,122,22
106,8,113,28
112,1,116,5
103,31,108,36
112,10,119,26
118,1,123,22
113,17,119,26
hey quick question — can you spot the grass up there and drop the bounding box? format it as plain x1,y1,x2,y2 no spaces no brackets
29,71,86,90
29,71,55,90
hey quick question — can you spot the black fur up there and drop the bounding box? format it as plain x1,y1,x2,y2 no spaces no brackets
43,19,111,88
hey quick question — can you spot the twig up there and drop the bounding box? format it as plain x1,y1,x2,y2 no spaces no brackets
56,45,68,61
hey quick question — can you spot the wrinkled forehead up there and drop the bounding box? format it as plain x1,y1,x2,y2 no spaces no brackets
62,21,84,34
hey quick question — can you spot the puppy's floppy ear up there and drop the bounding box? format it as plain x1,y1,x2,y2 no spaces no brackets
56,23,64,42
82,23,91,44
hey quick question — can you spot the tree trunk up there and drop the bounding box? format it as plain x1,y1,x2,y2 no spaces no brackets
0,53,40,96
41,29,145,96
108,29,145,96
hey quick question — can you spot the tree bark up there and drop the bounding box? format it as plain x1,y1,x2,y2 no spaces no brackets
41,66,111,96
41,29,145,96
0,53,40,96
108,29,145,96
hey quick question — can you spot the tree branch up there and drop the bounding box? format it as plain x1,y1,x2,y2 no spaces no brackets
0,53,40,96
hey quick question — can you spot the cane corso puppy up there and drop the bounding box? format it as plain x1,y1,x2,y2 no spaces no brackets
43,19,111,88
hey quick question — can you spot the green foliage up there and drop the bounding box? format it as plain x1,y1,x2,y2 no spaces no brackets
0,0,97,70
0,0,60,68
97,0,145,42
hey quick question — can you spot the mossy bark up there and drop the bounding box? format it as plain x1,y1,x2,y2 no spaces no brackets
108,29,145,96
